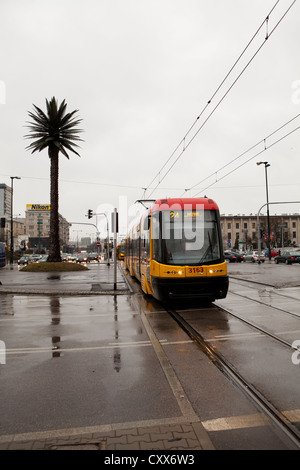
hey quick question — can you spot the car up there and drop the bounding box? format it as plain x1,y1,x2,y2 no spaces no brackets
224,251,238,262
274,251,300,265
76,253,88,263
36,255,48,262
30,255,43,263
0,242,6,268
264,249,280,257
18,255,31,265
231,250,244,262
88,252,99,262
243,250,265,263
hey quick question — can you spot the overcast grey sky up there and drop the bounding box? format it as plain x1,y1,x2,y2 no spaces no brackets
1,0,299,240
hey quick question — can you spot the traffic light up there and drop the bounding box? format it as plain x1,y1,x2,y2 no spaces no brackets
87,209,93,219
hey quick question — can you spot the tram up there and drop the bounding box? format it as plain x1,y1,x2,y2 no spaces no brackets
124,198,228,302
116,243,125,260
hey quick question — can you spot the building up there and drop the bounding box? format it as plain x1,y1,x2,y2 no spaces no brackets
220,213,300,251
0,184,11,219
25,204,70,251
0,184,26,249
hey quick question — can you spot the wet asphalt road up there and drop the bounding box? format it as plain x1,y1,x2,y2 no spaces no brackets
0,260,300,449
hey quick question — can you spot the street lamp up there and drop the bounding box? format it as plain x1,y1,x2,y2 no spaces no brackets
10,176,21,265
256,162,271,261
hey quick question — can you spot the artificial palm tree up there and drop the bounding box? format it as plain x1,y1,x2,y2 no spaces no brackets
25,97,83,262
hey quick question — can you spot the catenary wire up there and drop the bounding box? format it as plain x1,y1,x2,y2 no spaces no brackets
193,121,300,196
142,0,281,199
184,113,300,195
143,0,296,200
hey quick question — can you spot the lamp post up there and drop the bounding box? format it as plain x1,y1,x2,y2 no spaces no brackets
10,176,21,265
256,162,271,261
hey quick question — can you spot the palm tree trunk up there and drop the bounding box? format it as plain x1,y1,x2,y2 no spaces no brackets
47,146,61,262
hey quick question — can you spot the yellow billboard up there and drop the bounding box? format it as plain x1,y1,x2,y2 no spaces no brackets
26,204,51,211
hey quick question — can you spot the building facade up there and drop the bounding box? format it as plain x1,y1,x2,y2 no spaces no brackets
220,213,300,251
0,184,26,248
25,204,70,250
0,183,11,222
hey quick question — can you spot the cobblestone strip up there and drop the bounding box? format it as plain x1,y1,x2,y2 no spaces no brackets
0,421,213,450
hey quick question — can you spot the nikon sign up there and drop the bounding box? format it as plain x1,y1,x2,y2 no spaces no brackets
26,204,50,211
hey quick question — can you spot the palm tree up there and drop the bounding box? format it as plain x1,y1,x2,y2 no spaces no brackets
25,97,83,262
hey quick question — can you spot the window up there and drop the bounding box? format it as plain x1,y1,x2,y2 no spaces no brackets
236,223,239,229
153,209,222,265
244,223,247,229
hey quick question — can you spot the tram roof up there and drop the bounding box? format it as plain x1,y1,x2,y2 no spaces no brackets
150,198,219,212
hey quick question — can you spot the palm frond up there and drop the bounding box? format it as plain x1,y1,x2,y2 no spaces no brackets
24,97,83,157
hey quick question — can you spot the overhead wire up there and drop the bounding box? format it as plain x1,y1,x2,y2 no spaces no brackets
185,112,300,195
142,0,296,200
193,120,300,196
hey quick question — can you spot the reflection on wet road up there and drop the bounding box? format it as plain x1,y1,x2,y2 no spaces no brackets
0,293,183,435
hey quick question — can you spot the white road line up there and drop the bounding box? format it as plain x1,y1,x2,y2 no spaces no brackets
202,409,300,431
3,339,192,356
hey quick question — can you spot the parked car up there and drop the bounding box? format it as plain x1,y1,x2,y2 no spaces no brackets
264,249,279,257
36,255,48,262
243,250,265,263
224,251,238,262
30,255,43,263
231,250,244,262
0,242,6,268
274,251,300,265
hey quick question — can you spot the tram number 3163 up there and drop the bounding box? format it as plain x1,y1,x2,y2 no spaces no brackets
187,267,204,274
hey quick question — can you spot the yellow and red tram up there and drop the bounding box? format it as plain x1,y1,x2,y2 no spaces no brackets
124,198,228,302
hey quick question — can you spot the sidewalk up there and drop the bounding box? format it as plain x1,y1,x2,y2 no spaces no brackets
0,420,214,450
0,261,215,451
0,261,129,295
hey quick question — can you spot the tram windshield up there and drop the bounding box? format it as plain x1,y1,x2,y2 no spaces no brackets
152,209,222,265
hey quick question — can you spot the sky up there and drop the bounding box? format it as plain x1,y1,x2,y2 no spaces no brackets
1,0,300,241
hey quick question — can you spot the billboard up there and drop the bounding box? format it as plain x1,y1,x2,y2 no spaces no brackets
26,204,50,211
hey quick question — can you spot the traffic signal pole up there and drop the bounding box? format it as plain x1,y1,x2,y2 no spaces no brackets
113,208,118,290
82,209,119,289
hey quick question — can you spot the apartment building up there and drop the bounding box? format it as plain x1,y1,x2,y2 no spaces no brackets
220,213,300,250
25,204,70,250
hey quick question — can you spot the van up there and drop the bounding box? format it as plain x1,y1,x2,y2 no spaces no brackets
0,242,6,268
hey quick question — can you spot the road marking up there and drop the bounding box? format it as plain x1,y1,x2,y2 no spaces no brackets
202,413,270,431
4,339,193,356
202,409,300,431
1,409,300,445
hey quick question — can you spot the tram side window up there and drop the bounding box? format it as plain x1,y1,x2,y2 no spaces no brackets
141,216,150,260
152,212,161,262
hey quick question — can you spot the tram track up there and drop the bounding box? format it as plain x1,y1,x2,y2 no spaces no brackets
167,307,300,449
214,303,297,350
230,276,300,303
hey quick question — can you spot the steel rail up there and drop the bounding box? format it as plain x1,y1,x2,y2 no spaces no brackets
168,308,300,449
